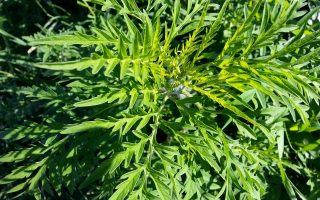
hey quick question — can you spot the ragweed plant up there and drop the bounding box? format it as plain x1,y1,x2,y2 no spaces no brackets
1,0,320,199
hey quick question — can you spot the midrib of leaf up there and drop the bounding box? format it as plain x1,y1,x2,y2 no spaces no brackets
29,34,116,46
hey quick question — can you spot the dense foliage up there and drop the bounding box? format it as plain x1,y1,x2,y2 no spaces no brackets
0,0,320,199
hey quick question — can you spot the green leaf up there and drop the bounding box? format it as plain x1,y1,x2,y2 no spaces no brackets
123,14,140,36
34,57,107,71
110,168,143,200
136,114,153,130
190,85,274,142
123,116,140,135
234,119,257,140
0,147,46,163
29,33,114,46
279,161,297,200
61,120,112,134
79,159,111,189
295,47,320,67
0,28,27,45
259,1,269,34
120,59,130,80
134,139,147,163
129,88,139,109
132,34,140,59
277,129,285,159
104,58,120,76
6,182,29,194
29,164,47,190
151,174,171,200
0,159,46,185
74,94,110,107
172,0,180,26
190,141,221,173
142,12,153,55
118,36,128,59
0,125,58,141
297,6,320,26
